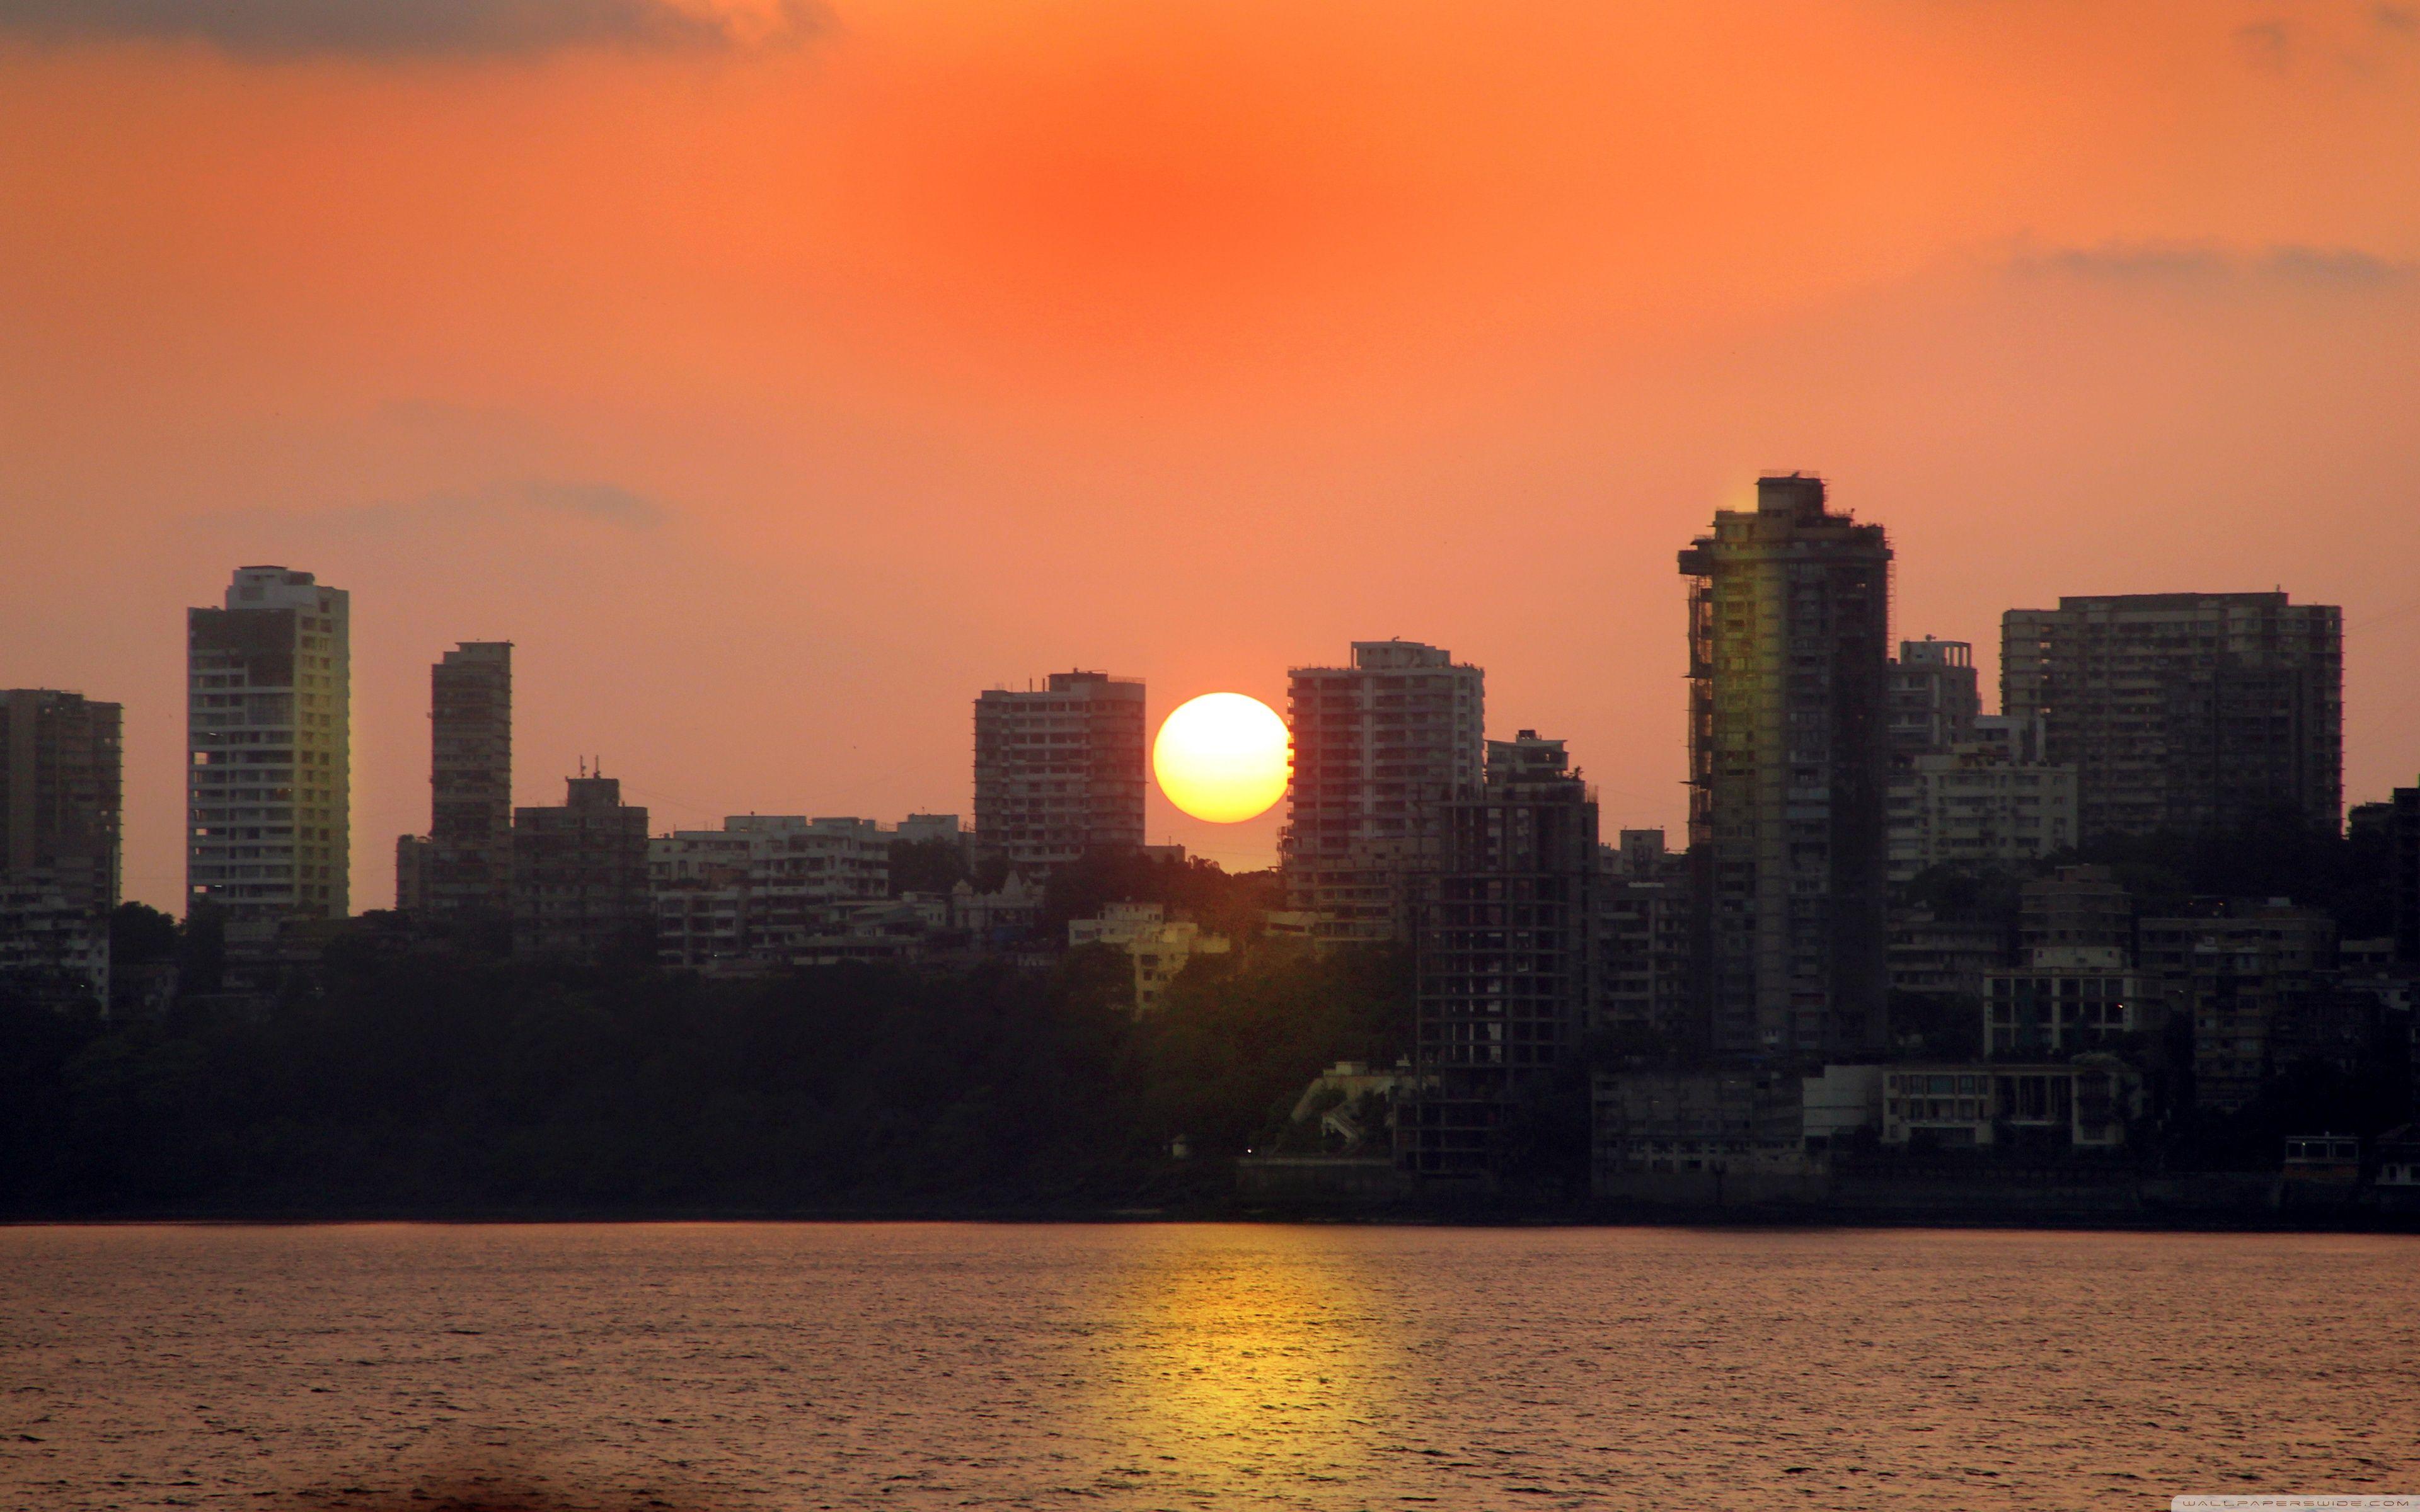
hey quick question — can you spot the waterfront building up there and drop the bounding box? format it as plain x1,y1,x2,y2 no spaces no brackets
1880,1060,2138,1148
186,566,350,963
2001,592,2342,840
511,774,650,960
1282,639,1484,945
1402,731,1596,1180
972,672,1146,881
1678,474,1893,1059
1590,1068,1811,1185
651,815,890,974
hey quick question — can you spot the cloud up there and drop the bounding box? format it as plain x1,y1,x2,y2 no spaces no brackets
207,479,676,534
518,479,667,526
2010,240,2414,290
0,0,822,60
2235,18,2295,71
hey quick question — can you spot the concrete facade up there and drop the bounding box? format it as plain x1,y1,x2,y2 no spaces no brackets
512,775,650,961
186,566,350,956
972,671,1146,880
1282,640,1484,945
1679,475,1893,1060
2002,592,2343,840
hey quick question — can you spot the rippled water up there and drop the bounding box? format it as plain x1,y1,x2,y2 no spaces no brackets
3,1223,2416,1510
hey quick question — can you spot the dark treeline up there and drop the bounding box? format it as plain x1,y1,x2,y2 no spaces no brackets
0,927,1410,1217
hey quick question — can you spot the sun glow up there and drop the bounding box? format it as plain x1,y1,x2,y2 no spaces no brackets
1152,692,1289,823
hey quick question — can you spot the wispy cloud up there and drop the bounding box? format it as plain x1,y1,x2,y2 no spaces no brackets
210,479,676,533
0,0,822,60
2010,240,2414,290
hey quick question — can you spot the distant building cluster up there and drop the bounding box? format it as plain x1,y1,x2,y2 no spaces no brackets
7,478,2418,1201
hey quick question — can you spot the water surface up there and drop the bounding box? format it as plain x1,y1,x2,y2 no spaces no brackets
4,1223,2415,1509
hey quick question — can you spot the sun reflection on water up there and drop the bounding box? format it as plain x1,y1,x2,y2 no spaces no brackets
1068,1227,1403,1499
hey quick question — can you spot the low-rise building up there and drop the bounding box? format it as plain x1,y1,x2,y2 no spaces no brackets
1591,1069,1811,1181
1068,902,1233,1012
0,871,109,1007
512,775,650,961
1888,910,2010,999
1984,948,2145,1057
1880,1060,2138,1148
2021,866,2134,956
651,815,890,974
1887,724,2078,884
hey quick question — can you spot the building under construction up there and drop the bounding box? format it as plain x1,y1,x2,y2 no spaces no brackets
1678,475,1893,1061
1400,731,1597,1182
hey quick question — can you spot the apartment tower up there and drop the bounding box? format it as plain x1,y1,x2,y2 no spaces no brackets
971,671,1148,879
1282,640,1484,944
1678,475,1893,1060
1402,732,1597,1179
419,641,513,920
512,774,651,960
0,690,123,1003
2001,592,2343,840
187,566,350,946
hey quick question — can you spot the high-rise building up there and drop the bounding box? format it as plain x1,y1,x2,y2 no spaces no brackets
1,689,122,1005
972,671,1147,881
187,566,350,950
2,689,122,914
1678,474,1893,1060
2390,782,2418,963
1281,640,1484,944
1401,731,1597,1180
1593,828,1691,1047
2001,592,2343,841
399,641,513,923
511,774,650,961
1887,638,1980,757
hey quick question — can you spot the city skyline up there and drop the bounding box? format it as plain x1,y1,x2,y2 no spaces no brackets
4,510,2415,917
6,3,2419,916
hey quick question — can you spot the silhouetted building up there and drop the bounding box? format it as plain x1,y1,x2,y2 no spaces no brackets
2002,592,2342,840
1887,738,2078,884
972,671,1146,880
2021,866,2134,957
1985,948,2144,1058
2138,903,2338,1112
2,689,121,916
1283,639,1485,944
1,689,120,1005
1593,829,1691,1046
412,641,513,923
651,815,889,973
1402,732,1596,1181
2390,783,2419,963
1679,475,1892,1060
512,775,649,960
187,566,350,963
1888,638,1979,756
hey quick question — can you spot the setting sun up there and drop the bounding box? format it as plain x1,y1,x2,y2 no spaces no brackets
1152,692,1289,823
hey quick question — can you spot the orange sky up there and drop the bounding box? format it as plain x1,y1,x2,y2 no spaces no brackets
3,0,2417,911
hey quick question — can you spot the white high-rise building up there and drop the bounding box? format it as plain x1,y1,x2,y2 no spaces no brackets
187,566,350,952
